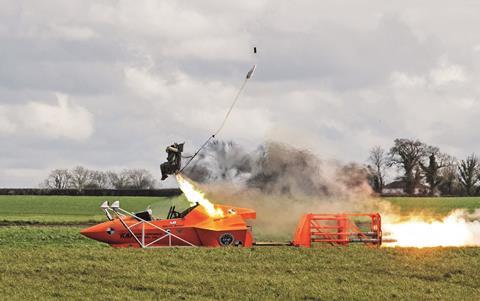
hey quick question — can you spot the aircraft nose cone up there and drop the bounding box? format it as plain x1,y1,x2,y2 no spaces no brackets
80,225,96,239
81,222,114,243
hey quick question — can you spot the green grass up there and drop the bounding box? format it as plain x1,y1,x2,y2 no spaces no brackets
1,195,479,225
386,197,480,216
1,196,480,300
0,195,190,224
0,226,479,300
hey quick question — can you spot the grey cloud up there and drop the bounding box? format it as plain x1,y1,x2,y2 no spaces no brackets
1,1,480,187
255,15,440,89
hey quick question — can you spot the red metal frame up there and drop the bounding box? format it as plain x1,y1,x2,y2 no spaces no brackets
292,213,382,247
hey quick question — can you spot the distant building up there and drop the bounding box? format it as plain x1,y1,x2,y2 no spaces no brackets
382,180,429,196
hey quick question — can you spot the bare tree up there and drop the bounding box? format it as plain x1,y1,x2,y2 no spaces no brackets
458,154,479,196
43,167,156,190
125,169,156,189
70,166,90,190
419,152,451,195
438,159,459,195
86,170,109,189
389,138,432,195
107,170,131,189
367,146,387,193
43,169,72,189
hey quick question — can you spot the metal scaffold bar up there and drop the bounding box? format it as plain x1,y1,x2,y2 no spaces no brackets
292,213,383,248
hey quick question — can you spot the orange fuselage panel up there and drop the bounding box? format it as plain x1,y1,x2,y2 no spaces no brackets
81,205,255,248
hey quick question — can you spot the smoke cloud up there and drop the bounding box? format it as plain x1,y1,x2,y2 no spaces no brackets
183,141,386,239
180,141,480,246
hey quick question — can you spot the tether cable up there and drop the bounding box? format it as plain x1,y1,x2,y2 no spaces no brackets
179,64,256,172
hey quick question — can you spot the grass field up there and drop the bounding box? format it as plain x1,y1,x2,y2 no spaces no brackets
1,196,480,300
2,195,479,225
387,197,480,216
0,195,190,224
1,226,479,300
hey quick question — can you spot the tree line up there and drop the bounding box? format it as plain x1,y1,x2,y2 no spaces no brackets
367,138,480,196
41,138,479,196
42,166,156,190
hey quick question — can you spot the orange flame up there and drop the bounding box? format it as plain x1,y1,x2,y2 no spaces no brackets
383,210,480,247
175,174,224,218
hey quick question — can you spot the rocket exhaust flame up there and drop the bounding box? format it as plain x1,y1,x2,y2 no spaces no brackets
382,210,480,247
176,174,224,218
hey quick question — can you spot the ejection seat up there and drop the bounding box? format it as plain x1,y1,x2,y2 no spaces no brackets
166,203,200,219
134,209,153,221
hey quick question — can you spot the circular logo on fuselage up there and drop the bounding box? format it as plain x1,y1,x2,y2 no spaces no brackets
219,233,234,246
106,227,115,235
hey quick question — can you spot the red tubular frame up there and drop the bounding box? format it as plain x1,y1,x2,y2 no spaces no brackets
292,213,382,247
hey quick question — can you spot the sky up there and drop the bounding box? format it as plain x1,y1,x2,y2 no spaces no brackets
1,0,480,187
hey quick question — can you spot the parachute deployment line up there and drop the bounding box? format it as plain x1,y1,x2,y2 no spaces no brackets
180,134,215,173
179,64,256,173
214,77,248,136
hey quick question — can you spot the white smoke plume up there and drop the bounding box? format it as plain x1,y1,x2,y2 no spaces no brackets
182,141,480,245
184,141,373,197
183,141,385,239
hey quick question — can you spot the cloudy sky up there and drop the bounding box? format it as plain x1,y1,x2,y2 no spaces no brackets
1,0,480,187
